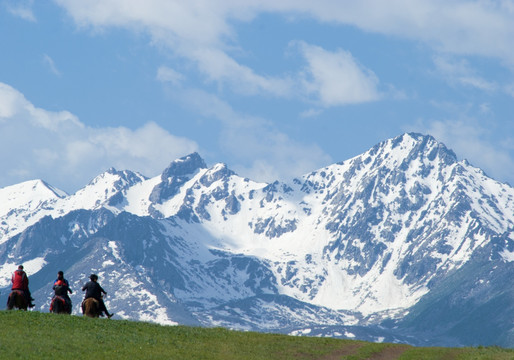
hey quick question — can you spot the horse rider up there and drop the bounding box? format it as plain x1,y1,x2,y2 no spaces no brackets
81,274,114,318
53,270,73,312
11,265,35,308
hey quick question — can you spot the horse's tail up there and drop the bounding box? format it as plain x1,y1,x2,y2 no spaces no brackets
83,298,100,317
7,291,16,310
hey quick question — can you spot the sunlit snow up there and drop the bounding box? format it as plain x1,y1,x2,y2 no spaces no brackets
1,133,514,330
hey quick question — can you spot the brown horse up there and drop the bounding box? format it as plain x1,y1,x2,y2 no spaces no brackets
82,298,101,318
50,295,71,314
7,290,28,311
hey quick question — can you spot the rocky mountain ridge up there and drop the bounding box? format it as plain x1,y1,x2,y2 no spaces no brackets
1,133,513,347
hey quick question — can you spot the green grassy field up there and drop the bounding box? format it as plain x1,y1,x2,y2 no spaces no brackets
0,311,512,359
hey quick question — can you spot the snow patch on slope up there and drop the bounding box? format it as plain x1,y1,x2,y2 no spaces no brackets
500,249,514,262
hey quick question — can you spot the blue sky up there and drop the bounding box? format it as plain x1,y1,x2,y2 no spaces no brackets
1,0,514,193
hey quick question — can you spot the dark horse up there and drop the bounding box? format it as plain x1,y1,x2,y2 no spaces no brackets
7,290,28,311
82,298,101,318
50,295,71,314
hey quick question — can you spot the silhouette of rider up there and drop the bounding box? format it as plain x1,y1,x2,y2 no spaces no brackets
11,265,35,308
81,274,114,318
53,270,73,312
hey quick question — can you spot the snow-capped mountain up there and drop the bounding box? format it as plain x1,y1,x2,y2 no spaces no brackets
1,133,513,347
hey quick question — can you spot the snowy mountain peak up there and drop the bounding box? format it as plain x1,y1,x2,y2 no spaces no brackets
150,153,208,205
0,179,64,217
393,132,456,163
87,167,147,187
198,162,236,187
371,132,457,169
1,133,513,347
160,152,207,180
69,168,147,210
0,179,69,243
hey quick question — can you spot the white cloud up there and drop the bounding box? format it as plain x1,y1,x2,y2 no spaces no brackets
299,108,324,118
156,66,184,85
54,0,514,76
290,0,514,65
296,42,381,106
4,0,36,22
0,82,198,192
176,88,332,182
233,131,332,182
409,118,514,185
54,0,293,98
433,55,497,91
25,0,514,187
34,2,405,105
42,54,62,77
190,47,294,97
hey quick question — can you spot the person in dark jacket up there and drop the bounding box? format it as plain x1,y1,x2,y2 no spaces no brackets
81,274,113,318
11,265,35,308
53,271,73,312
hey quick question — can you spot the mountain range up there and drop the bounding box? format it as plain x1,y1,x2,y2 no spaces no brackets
1,133,513,347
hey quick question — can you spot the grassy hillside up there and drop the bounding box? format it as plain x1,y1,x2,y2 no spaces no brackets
0,311,512,359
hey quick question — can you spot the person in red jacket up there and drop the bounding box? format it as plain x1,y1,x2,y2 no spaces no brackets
52,271,73,313
11,265,35,308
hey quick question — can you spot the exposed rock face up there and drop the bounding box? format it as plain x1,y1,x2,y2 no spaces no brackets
1,133,513,347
